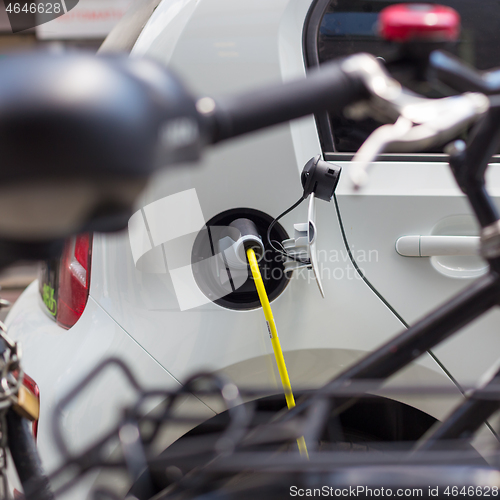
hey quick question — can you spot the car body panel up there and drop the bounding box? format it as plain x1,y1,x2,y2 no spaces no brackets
6,282,215,499
93,0,465,417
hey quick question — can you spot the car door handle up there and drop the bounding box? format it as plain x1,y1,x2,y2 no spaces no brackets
396,235,480,257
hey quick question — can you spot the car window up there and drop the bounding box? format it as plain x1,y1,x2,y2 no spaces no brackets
307,0,500,153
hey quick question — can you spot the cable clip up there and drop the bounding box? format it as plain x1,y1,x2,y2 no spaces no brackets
280,156,342,298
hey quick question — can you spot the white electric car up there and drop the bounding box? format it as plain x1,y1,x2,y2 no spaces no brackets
7,0,500,497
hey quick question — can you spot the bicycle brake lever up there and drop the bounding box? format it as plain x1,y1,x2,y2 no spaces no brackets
349,91,490,190
350,117,413,188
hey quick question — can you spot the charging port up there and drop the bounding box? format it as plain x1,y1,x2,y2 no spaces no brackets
191,208,290,311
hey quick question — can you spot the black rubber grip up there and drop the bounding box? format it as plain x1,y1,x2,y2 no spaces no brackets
209,58,368,143
7,410,54,500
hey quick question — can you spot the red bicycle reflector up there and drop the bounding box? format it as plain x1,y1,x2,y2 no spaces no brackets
379,4,460,43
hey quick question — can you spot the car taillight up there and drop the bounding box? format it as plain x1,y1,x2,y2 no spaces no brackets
21,373,40,441
57,234,92,329
39,233,92,329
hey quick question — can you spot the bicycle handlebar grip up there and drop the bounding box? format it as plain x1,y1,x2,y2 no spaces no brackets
207,58,369,143
7,409,54,500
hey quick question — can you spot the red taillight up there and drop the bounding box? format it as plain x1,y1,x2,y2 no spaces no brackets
379,4,460,43
22,373,40,441
56,233,92,329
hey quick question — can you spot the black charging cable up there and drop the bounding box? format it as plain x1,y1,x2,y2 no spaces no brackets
266,196,311,265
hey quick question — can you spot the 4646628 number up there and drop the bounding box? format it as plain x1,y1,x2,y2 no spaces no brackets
6,2,63,14
444,486,499,496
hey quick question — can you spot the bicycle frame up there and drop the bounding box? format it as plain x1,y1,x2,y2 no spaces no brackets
284,98,500,452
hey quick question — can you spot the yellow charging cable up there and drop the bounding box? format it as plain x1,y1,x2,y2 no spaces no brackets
246,247,308,458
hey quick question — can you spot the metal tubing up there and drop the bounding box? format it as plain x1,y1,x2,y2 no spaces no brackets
416,366,500,451
287,272,500,423
466,185,500,229
328,272,500,385
464,103,500,188
447,106,500,229
429,51,500,95
209,58,368,143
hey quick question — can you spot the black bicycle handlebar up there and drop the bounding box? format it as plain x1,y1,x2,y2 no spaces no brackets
208,58,369,143
430,50,500,95
0,48,496,247
0,51,371,263
0,52,368,186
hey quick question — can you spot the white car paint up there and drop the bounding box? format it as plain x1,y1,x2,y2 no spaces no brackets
7,282,215,499
6,0,500,497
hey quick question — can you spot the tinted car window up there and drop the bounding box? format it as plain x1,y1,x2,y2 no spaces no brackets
314,0,500,152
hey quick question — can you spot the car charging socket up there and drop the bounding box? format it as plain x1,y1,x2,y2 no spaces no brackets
219,218,265,270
